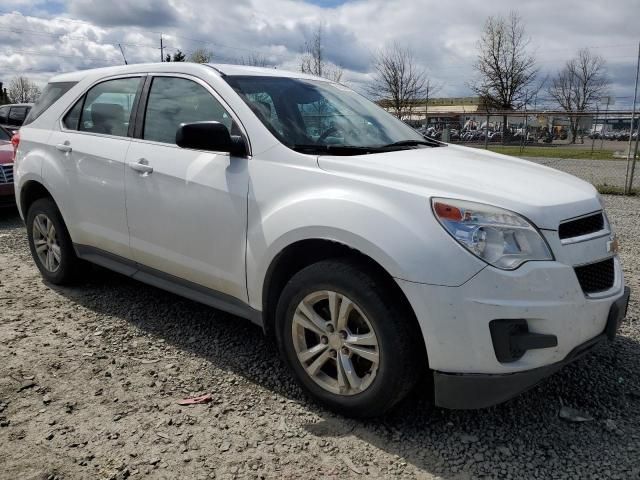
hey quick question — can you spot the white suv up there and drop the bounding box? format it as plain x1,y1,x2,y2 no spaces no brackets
14,63,630,417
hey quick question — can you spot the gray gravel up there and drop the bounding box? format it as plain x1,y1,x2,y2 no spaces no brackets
0,196,639,479
523,157,640,190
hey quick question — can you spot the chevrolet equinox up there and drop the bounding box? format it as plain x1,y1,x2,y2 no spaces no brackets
13,63,630,417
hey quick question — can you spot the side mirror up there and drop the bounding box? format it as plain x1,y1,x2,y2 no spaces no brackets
175,121,247,157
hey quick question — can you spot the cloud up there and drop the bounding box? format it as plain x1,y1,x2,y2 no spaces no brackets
67,0,177,27
1,0,638,106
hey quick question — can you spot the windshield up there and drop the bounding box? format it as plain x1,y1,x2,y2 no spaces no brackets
225,75,433,155
0,127,10,142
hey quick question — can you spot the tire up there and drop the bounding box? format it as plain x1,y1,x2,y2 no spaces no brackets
275,259,423,417
26,197,84,285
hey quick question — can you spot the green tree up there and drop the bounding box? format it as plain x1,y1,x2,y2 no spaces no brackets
166,50,186,62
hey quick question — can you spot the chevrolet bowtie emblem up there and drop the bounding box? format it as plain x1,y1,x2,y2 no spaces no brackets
607,235,619,254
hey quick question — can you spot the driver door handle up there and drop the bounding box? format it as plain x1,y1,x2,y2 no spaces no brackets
129,158,153,175
55,142,72,153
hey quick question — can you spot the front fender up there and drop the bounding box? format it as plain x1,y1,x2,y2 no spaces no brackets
246,174,486,310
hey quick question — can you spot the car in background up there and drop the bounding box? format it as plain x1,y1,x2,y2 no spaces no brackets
0,125,15,206
0,103,33,131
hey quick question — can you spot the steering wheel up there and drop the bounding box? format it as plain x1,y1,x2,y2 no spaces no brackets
316,126,339,144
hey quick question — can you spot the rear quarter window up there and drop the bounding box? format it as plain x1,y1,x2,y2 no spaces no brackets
23,81,77,125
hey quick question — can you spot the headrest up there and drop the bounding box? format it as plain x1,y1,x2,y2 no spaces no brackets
91,103,124,124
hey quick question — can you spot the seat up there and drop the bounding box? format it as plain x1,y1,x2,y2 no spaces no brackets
90,103,125,136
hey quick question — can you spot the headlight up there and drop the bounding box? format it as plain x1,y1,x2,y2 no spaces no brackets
431,198,553,270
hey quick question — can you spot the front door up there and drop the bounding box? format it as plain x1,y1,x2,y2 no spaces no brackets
124,75,249,302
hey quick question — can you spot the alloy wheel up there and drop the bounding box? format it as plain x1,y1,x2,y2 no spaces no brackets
32,213,61,273
291,290,380,396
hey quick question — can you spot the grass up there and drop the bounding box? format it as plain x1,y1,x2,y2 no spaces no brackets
481,145,619,161
595,184,639,196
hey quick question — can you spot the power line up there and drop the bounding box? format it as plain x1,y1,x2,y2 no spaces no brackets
2,48,120,63
0,26,161,49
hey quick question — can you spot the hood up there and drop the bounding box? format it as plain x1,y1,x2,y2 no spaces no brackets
317,144,600,230
0,142,12,165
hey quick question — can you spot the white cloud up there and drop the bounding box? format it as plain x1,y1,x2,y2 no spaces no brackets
1,0,638,106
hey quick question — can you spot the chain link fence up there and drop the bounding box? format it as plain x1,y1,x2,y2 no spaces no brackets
407,110,640,194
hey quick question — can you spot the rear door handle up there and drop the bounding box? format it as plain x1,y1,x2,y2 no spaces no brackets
55,142,72,153
129,158,153,175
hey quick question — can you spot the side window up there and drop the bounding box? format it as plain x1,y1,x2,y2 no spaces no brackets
78,77,141,137
143,77,234,145
63,98,84,130
8,107,29,126
0,106,8,124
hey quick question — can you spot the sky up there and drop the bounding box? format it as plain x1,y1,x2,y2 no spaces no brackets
1,0,639,107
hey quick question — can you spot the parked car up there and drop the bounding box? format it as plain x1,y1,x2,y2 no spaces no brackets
0,125,16,206
0,103,33,131
14,64,630,417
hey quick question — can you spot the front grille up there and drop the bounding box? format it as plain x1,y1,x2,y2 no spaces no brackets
559,212,604,240
0,164,13,184
574,258,615,294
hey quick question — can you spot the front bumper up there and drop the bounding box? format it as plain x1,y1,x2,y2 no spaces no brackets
433,286,629,409
398,257,626,374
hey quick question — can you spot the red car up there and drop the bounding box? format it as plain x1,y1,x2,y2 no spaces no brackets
0,126,15,207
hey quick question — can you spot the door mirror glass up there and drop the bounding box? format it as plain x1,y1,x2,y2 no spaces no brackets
176,121,246,156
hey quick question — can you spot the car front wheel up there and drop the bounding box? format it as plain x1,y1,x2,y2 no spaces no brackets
275,259,423,417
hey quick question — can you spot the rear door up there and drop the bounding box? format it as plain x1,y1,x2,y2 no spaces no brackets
47,76,144,260
124,74,249,302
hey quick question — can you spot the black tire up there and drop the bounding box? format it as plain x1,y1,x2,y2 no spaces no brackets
275,259,424,418
26,197,84,285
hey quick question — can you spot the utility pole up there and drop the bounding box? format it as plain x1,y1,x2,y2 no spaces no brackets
484,112,490,150
629,119,640,193
118,43,128,65
591,103,599,156
600,96,610,151
624,41,640,194
160,34,164,62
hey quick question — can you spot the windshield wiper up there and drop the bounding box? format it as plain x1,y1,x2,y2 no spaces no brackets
380,138,443,149
291,144,385,156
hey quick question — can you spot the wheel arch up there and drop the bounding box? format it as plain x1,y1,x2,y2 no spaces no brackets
260,237,428,365
19,180,55,219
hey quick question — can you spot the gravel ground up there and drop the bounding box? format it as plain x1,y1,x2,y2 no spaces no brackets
522,157,640,189
0,196,639,480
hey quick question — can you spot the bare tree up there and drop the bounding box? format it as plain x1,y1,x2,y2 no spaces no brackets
548,48,609,143
7,76,41,103
238,53,269,67
471,12,539,138
368,43,429,119
189,48,213,64
300,25,343,82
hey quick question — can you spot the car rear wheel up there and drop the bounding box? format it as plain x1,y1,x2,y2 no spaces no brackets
275,259,423,417
26,198,84,285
